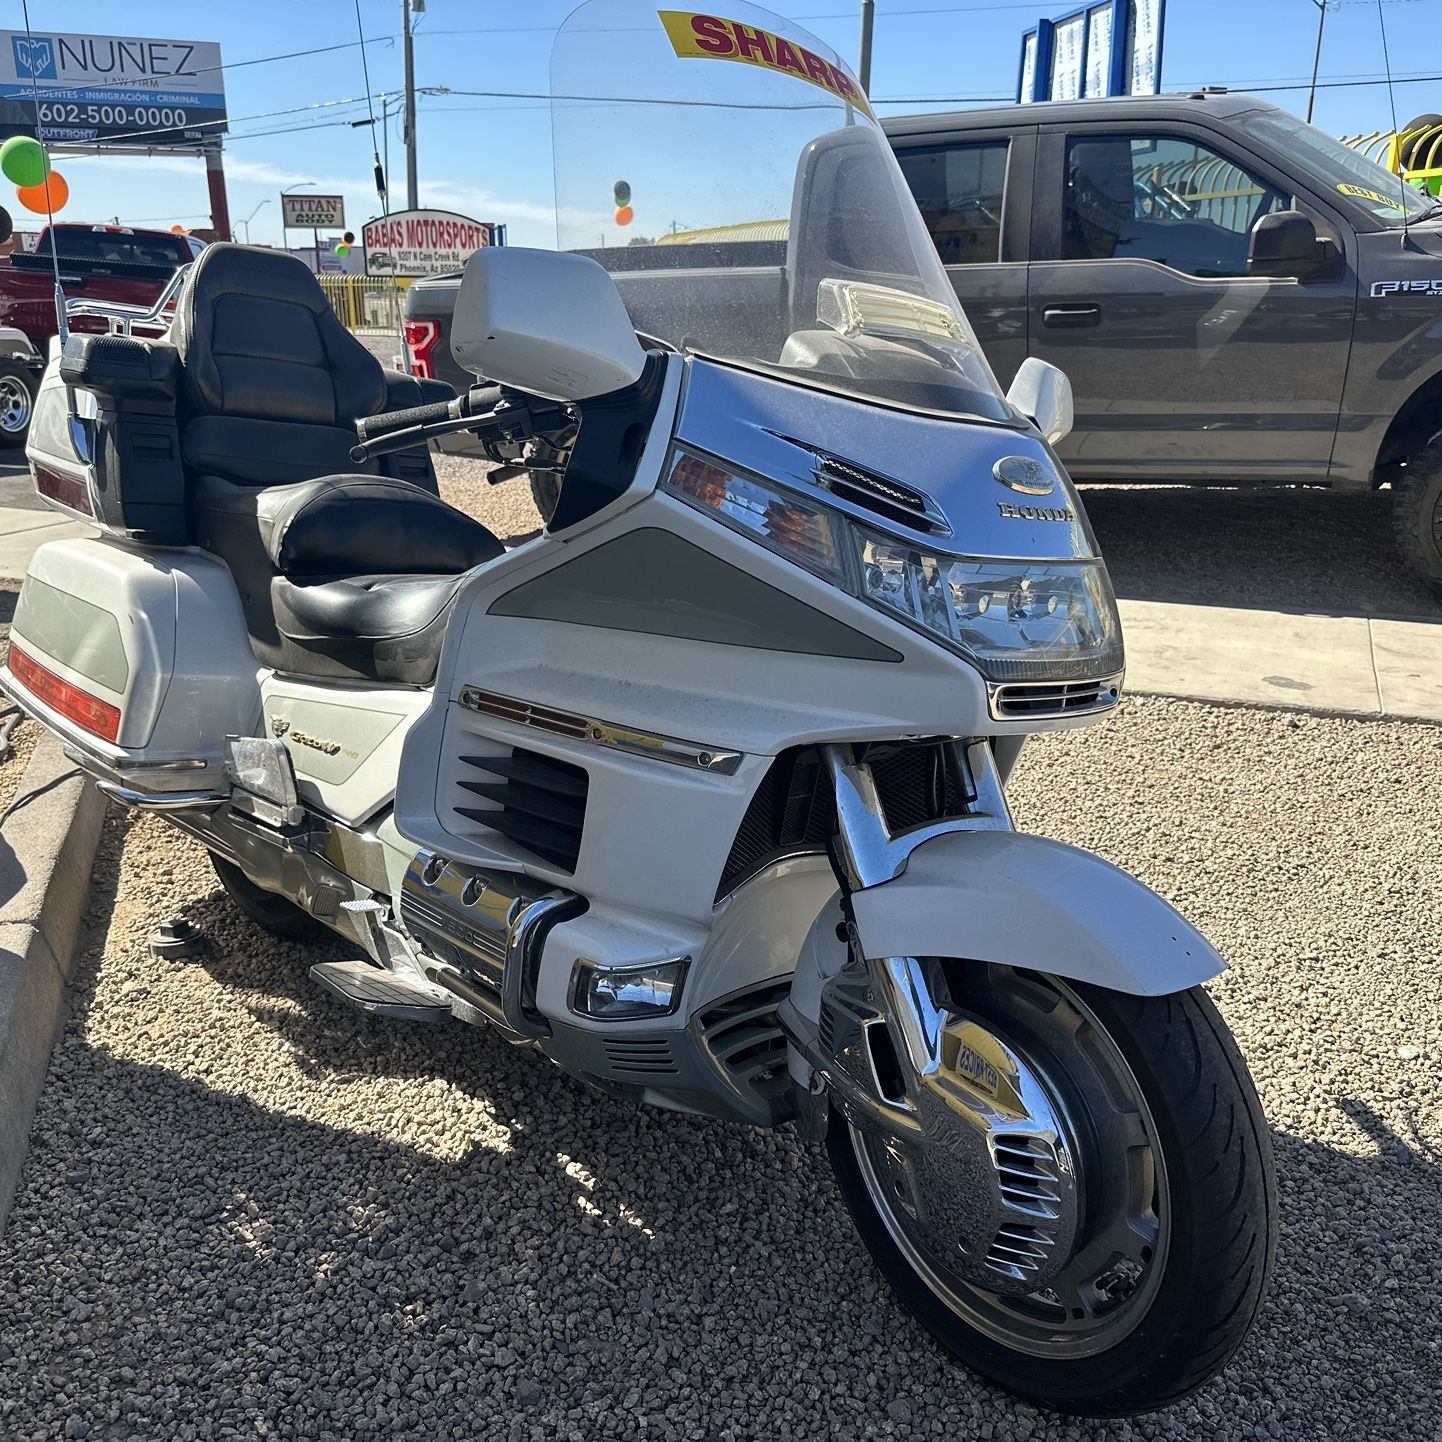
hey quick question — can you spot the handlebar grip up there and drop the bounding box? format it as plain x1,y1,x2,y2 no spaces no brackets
355,398,456,443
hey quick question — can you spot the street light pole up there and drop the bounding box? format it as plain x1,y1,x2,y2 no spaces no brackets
403,0,419,209
239,198,270,245
1306,0,1327,124
281,182,316,268
858,0,876,96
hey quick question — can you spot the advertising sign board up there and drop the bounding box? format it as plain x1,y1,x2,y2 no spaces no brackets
282,193,346,229
1017,0,1164,103
0,31,226,145
362,210,494,278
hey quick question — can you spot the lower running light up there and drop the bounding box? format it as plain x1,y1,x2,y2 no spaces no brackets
571,956,689,1020
9,643,121,742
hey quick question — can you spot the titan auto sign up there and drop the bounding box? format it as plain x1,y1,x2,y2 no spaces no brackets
282,194,346,229
362,210,494,278
0,31,226,146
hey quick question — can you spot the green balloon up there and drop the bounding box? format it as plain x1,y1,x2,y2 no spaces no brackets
335,243,351,258
0,136,48,189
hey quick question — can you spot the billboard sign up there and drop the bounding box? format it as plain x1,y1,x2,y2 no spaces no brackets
282,193,345,229
1017,0,1164,104
362,209,494,278
0,32,226,146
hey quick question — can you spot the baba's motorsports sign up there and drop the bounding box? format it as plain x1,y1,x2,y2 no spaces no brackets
0,31,226,146
363,210,494,278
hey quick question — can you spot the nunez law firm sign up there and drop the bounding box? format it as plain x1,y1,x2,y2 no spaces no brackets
0,31,226,146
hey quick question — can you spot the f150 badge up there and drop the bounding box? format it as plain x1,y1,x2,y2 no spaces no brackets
1371,280,1442,298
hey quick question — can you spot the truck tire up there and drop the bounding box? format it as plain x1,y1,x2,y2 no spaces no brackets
1391,434,1442,598
0,358,35,449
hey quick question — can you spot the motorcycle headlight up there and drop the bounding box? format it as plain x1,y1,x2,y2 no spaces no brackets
663,452,1123,683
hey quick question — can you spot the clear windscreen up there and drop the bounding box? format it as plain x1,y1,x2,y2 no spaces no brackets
551,0,1010,420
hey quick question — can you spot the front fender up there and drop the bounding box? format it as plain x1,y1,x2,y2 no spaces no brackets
848,829,1223,996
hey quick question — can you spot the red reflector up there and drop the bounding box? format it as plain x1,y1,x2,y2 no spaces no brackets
9,643,121,743
404,318,440,380
31,463,94,516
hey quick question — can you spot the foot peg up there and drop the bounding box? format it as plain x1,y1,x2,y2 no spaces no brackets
309,959,451,1022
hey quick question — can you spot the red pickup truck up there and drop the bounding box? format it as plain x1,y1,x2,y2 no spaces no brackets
0,224,204,447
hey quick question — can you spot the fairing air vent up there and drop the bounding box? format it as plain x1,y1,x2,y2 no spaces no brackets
811,452,948,536
453,746,589,872
698,981,791,1103
989,677,1122,721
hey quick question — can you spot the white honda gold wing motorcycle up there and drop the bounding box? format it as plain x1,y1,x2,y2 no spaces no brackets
3,0,1274,1415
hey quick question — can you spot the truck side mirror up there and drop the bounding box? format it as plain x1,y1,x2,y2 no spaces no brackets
1248,211,1323,281
450,248,647,402
1006,357,1074,446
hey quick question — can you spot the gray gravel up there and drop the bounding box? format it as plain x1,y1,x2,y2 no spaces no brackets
1,696,1439,1440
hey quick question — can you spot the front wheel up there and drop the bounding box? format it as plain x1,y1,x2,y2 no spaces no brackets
1391,434,1442,598
827,969,1276,1416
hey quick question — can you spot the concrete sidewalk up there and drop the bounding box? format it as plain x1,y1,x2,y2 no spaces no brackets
0,504,1437,724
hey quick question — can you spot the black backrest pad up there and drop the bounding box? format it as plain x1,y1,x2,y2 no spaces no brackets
173,243,386,425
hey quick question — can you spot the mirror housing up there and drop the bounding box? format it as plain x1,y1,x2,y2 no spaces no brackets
1006,357,1074,446
1248,210,1323,281
451,247,647,402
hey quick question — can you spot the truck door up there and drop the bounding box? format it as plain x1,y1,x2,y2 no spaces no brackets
892,127,1033,386
1028,123,1356,481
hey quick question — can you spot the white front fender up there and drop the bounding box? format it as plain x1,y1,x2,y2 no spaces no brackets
848,829,1224,996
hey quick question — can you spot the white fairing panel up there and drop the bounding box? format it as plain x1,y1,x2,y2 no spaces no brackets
849,829,1226,995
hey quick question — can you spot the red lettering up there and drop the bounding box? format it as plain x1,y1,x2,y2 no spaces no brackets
771,37,806,76
732,23,772,64
827,62,859,101
801,48,832,86
690,14,734,55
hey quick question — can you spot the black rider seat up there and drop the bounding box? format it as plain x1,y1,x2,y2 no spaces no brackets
172,244,502,686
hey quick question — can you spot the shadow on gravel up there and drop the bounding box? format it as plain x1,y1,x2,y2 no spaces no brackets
3,882,1437,1442
1080,484,1442,621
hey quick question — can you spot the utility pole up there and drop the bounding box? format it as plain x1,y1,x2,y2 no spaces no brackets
858,0,875,96
403,0,419,209
1306,0,1326,124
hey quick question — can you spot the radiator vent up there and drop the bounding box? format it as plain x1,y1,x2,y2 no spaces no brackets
990,678,1121,721
813,454,946,535
698,981,791,1101
453,747,588,872
603,1038,678,1076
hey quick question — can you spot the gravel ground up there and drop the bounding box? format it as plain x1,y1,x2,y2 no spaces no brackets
1,696,1438,1441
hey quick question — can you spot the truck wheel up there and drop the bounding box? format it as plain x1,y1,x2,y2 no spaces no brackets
1391,434,1442,598
0,359,35,449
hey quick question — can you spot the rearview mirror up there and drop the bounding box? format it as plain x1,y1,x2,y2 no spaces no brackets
451,247,647,402
1248,210,1322,281
1006,357,1073,446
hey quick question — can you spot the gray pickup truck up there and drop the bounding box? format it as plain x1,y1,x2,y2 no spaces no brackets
405,91,1442,592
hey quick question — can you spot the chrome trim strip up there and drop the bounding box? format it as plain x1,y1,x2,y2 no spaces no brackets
457,686,742,775
985,673,1124,723
96,781,227,812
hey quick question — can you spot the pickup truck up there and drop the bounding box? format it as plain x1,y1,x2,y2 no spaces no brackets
404,91,1442,594
0,225,204,446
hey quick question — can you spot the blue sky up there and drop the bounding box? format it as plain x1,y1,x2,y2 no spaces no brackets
17,0,1442,248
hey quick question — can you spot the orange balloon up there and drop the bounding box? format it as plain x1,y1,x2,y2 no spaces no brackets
614,205,634,226
170,224,186,234
17,171,67,215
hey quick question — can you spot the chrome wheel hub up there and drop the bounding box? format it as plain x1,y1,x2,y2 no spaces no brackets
0,376,30,433
827,961,1169,1358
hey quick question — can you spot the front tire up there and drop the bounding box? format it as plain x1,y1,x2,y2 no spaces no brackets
211,854,327,942
1391,434,1442,598
828,973,1276,1416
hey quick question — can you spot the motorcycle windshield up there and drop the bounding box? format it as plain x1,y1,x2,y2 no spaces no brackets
551,0,1011,422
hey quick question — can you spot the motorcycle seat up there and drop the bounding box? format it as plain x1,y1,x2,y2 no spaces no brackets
193,470,503,686
170,242,501,686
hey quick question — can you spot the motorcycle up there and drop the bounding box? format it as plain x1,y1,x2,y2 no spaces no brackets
3,0,1274,1414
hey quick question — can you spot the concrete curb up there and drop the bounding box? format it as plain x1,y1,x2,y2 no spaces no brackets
0,731,107,1235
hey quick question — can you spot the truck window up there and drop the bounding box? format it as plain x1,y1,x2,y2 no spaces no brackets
1063,134,1288,278
895,141,1008,265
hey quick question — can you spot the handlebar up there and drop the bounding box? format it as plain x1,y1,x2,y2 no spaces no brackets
349,384,563,463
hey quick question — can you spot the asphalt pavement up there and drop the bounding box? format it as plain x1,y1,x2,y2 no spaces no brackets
0,455,43,512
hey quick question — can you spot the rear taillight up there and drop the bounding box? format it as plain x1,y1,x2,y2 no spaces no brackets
404,318,440,379
31,464,94,517
9,643,121,743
